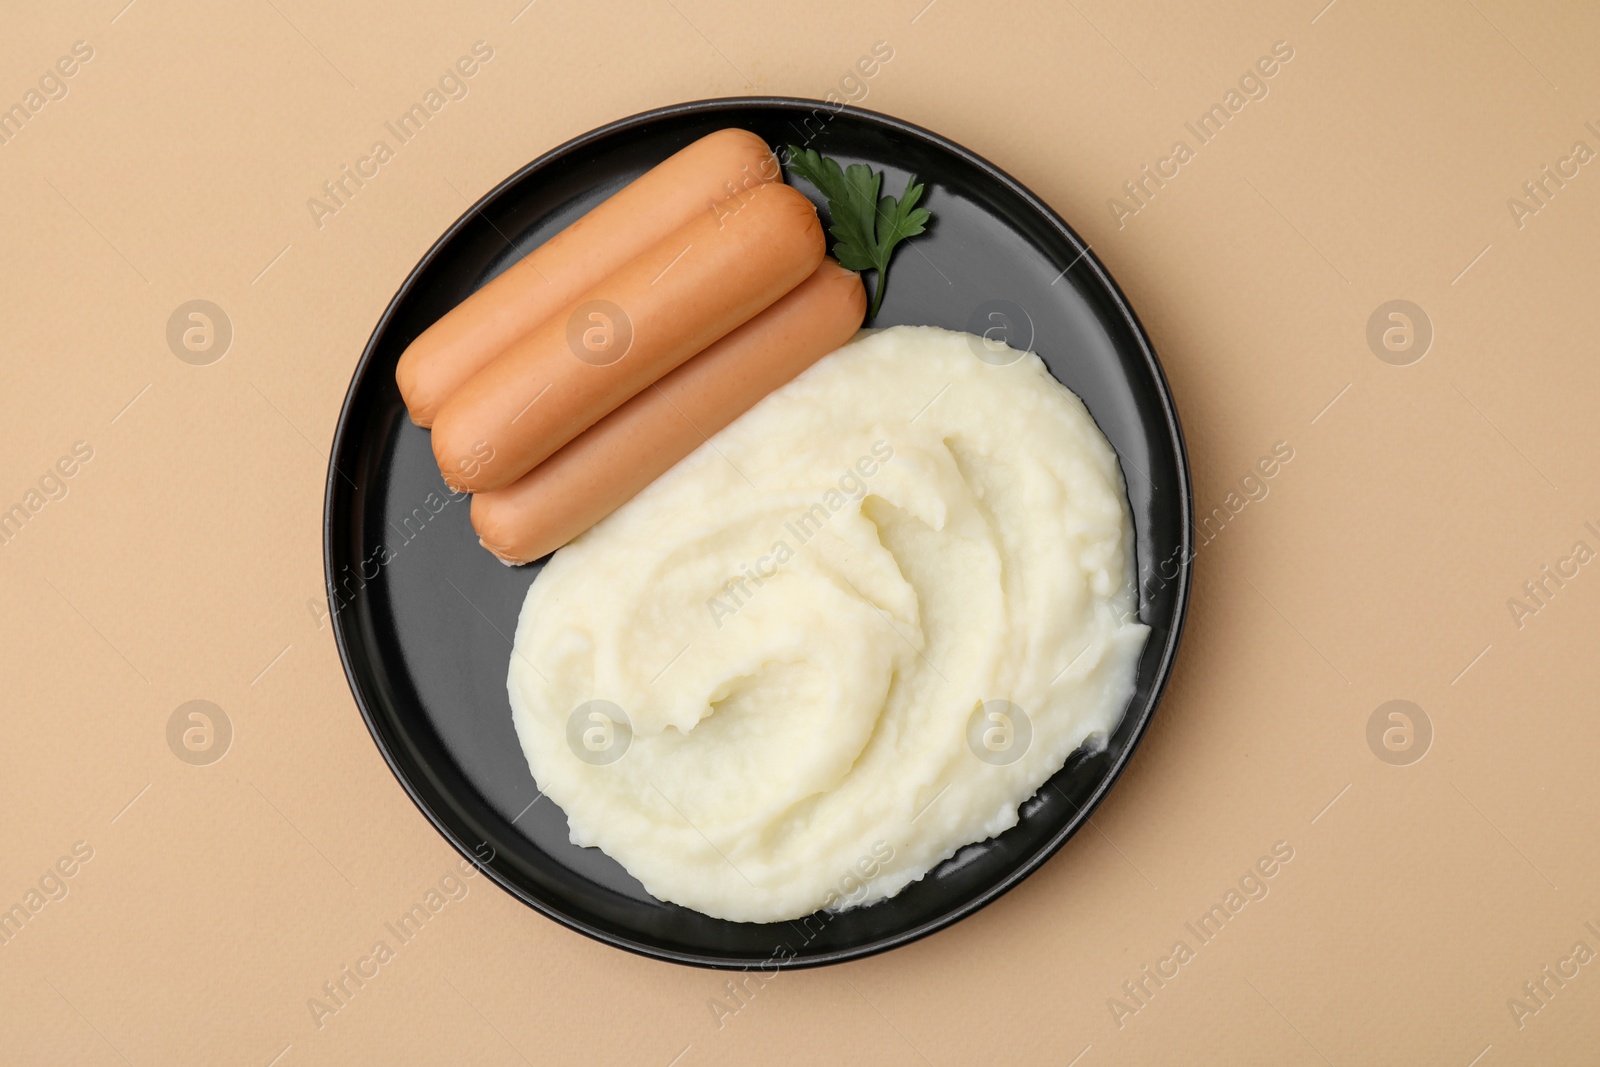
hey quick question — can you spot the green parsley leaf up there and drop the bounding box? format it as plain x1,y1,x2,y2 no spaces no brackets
785,146,932,319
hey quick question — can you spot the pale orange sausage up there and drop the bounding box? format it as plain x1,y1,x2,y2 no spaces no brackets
471,260,866,564
395,129,778,427
431,181,824,493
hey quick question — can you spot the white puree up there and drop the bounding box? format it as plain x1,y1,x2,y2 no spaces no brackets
508,325,1149,922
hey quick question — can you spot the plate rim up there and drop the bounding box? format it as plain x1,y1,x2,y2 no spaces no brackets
324,95,1194,969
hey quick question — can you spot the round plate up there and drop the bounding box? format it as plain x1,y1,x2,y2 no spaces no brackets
325,97,1192,969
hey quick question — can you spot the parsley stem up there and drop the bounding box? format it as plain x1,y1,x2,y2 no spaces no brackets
869,271,887,320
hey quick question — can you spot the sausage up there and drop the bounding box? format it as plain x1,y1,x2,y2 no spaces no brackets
431,180,825,493
395,129,779,427
472,259,866,564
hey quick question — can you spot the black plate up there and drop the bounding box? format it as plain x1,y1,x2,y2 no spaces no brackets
325,98,1192,969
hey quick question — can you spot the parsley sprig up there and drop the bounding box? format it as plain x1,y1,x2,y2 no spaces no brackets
784,147,932,320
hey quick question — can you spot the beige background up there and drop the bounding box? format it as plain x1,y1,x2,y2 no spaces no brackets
2,0,1597,1063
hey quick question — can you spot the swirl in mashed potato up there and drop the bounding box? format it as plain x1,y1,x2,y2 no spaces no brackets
508,325,1148,923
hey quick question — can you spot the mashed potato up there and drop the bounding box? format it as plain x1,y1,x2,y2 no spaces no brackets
508,325,1148,922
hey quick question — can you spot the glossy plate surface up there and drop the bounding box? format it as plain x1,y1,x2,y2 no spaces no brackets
325,97,1192,968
